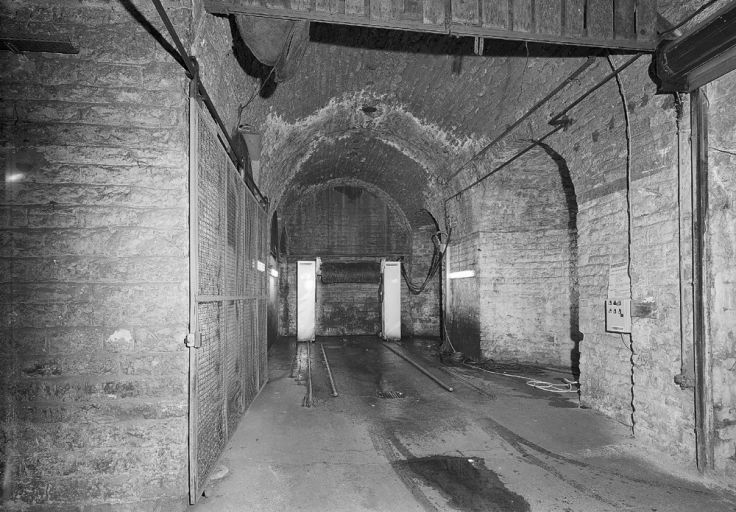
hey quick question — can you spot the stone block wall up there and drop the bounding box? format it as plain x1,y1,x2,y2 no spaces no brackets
0,0,191,509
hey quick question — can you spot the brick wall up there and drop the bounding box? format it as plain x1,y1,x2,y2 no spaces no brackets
439,51,725,476
447,233,481,358
408,225,440,337
550,56,701,460
444,147,576,366
707,69,736,479
279,185,412,336
0,0,191,508
283,185,410,257
623,59,695,450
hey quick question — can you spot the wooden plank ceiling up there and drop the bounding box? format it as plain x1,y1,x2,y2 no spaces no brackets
204,0,658,50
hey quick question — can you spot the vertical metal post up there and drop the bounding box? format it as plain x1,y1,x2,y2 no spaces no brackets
690,87,714,472
676,93,695,390
187,70,201,505
220,143,229,444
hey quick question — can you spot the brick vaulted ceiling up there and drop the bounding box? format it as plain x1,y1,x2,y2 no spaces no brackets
225,2,711,228
277,132,430,227
243,26,594,227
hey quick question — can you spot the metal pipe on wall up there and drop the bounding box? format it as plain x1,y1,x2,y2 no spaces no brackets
690,87,715,472
674,92,695,390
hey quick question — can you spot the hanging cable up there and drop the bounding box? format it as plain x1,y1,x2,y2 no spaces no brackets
240,66,277,111
608,53,637,430
401,209,451,295
401,229,450,294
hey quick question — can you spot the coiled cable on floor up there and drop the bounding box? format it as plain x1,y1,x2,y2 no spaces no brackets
462,359,580,394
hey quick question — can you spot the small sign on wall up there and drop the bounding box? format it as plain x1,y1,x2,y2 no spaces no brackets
605,298,632,333
606,263,632,334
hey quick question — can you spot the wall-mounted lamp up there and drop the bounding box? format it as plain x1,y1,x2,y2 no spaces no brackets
448,270,475,279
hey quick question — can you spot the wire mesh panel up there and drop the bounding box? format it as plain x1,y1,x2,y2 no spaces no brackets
189,100,269,504
195,302,224,485
198,114,223,297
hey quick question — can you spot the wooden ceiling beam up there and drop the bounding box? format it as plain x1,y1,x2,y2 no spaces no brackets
204,0,658,51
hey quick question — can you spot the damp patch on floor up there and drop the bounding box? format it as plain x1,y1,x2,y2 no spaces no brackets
395,455,531,512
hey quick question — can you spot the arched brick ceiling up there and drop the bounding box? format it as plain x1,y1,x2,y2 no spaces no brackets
243,26,592,139
238,26,596,224
279,177,413,234
277,133,430,227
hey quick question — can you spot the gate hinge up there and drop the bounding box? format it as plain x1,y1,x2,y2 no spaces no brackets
185,332,201,349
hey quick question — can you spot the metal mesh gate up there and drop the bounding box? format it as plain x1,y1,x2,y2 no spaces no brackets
188,98,268,504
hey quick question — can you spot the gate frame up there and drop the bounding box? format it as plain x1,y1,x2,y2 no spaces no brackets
186,81,270,505
187,86,201,505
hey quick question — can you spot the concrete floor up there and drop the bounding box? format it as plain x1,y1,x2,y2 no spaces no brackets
193,336,736,512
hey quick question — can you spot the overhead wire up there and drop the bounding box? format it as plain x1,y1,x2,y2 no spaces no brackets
446,57,595,182
444,55,642,208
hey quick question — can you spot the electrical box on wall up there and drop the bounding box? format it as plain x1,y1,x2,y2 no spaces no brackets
605,298,631,333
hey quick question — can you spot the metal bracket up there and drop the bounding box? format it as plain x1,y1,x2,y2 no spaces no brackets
549,115,574,129
188,56,200,100
674,373,695,389
185,332,202,349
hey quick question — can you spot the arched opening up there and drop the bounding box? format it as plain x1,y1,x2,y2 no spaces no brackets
446,143,579,371
277,183,413,336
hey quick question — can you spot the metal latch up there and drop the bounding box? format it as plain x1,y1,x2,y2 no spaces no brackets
185,332,201,349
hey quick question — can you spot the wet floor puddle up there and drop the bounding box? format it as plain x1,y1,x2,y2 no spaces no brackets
397,456,531,512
